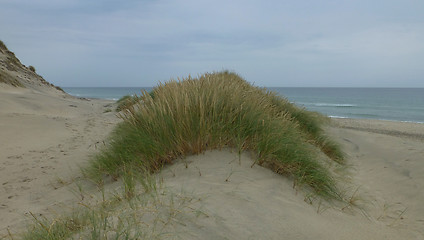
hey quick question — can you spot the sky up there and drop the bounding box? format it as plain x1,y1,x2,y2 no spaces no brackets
1,0,424,87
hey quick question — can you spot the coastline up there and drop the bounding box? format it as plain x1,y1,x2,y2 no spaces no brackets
331,117,424,141
1,86,423,239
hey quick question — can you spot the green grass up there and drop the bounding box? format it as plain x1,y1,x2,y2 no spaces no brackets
115,91,155,112
115,95,140,112
28,65,36,73
88,71,344,199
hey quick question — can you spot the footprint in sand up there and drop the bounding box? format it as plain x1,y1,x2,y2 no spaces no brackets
343,138,360,151
21,177,34,183
7,155,23,160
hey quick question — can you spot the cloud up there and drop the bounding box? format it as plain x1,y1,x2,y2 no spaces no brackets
1,0,424,87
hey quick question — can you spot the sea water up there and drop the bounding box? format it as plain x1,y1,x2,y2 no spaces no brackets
271,88,424,123
63,87,424,123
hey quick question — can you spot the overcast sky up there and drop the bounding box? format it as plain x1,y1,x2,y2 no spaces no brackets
1,0,424,87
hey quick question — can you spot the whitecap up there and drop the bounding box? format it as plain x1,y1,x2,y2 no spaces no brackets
314,103,357,107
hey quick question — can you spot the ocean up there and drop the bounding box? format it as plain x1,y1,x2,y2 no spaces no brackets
63,87,424,123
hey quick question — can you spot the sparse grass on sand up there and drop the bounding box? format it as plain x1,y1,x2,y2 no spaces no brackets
18,173,203,240
90,71,344,198
0,71,24,87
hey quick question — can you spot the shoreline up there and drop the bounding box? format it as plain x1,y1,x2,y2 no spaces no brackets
330,117,424,141
330,116,424,124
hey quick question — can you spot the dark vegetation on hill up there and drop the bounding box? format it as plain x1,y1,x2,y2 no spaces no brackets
0,40,64,92
89,71,345,199
0,40,24,87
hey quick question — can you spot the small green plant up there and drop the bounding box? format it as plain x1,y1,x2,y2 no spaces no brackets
29,65,36,73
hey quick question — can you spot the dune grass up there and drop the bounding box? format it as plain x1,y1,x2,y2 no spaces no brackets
115,95,140,112
28,65,36,73
17,173,203,240
89,71,344,199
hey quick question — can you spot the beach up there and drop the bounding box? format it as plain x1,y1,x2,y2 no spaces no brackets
1,84,423,239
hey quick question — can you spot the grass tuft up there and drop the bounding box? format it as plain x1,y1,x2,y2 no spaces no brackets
115,95,140,112
28,65,36,73
19,175,203,240
88,71,345,199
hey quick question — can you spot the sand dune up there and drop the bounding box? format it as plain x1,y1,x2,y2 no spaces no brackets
159,149,420,239
1,85,423,239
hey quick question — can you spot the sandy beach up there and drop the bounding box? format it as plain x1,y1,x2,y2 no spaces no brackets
1,85,423,239
0,85,119,237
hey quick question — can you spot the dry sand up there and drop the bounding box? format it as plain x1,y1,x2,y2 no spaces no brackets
0,85,119,237
1,86,423,239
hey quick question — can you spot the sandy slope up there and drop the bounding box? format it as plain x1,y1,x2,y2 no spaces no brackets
329,119,424,238
158,143,422,239
0,85,119,236
1,85,423,239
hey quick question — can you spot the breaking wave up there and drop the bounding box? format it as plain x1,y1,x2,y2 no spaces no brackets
312,103,357,107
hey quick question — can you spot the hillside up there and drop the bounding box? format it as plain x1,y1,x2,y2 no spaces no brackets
0,40,64,94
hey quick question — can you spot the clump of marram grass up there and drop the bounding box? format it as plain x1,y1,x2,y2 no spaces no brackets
28,65,36,73
89,71,344,199
115,95,140,112
268,94,345,163
115,91,156,112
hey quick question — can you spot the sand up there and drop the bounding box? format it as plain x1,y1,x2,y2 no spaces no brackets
0,85,119,236
1,86,423,239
